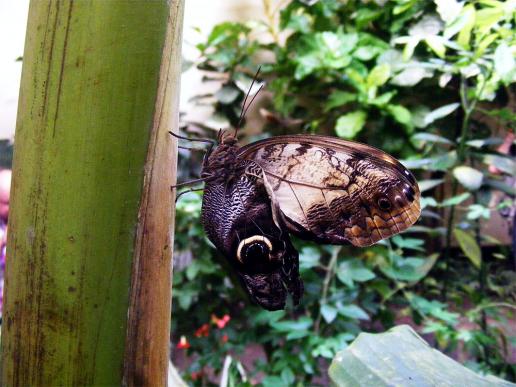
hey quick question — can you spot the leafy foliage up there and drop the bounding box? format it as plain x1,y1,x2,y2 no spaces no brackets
172,0,515,385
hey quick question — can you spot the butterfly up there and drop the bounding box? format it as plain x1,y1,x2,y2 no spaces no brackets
174,77,420,311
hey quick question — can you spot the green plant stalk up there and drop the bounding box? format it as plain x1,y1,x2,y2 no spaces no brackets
1,2,172,385
442,75,485,299
123,1,184,385
314,247,340,334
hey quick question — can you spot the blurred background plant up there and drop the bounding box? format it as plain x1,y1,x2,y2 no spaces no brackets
172,0,515,385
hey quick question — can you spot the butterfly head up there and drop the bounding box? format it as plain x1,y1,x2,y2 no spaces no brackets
219,129,238,146
200,130,240,179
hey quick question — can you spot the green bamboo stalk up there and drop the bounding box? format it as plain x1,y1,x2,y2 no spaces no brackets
1,1,179,385
124,1,184,385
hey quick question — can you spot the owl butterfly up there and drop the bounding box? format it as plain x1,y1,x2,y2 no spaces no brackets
174,77,421,311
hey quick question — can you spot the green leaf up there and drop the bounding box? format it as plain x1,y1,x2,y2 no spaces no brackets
441,192,471,206
435,0,464,23
294,31,358,79
262,376,286,387
413,253,440,282
335,111,367,139
391,66,433,87
353,45,384,61
324,91,357,112
453,229,482,269
392,236,425,251
467,204,491,220
424,103,460,126
494,42,516,84
367,64,391,87
483,154,515,175
411,106,431,128
418,179,445,192
456,5,476,48
484,179,516,195
420,196,438,208
453,166,483,190
381,255,433,282
338,304,369,320
410,296,459,324
394,0,417,15
387,105,412,127
321,304,338,324
443,3,470,38
411,133,453,145
475,33,498,57
401,151,457,171
337,259,375,287
329,325,512,386
369,91,396,107
279,368,295,385
425,36,446,58
299,246,321,270
253,310,285,325
270,316,313,332
475,6,504,35
409,15,443,38
286,330,310,340
402,37,420,61
466,137,504,148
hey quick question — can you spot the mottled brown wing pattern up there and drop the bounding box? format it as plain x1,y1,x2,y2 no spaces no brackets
239,135,421,247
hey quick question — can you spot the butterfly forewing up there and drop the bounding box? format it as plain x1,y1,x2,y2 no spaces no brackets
239,135,421,247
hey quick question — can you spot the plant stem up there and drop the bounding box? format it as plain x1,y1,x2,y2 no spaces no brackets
442,75,484,299
471,302,516,313
314,246,340,334
262,0,284,44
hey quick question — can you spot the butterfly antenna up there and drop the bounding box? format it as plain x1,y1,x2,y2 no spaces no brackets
169,131,215,146
235,66,263,137
171,177,211,190
240,83,264,124
175,186,204,203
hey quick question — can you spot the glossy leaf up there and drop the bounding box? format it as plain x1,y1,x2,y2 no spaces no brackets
453,229,482,269
324,91,356,112
435,0,463,23
418,179,445,192
483,154,516,175
337,259,376,287
453,166,484,190
387,104,412,127
441,192,471,206
412,132,453,145
423,103,460,126
367,64,391,87
329,325,511,387
494,43,516,84
335,111,367,139
391,66,433,86
338,304,369,320
321,304,338,324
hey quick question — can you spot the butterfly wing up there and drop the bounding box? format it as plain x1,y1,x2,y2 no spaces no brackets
238,135,421,247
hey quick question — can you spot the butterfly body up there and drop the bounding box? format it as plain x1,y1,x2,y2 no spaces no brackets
201,136,302,310
199,132,420,310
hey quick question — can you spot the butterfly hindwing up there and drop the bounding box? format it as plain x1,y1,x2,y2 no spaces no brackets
239,135,421,247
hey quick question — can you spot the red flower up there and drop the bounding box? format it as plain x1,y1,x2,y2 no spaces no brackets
221,334,229,344
191,371,203,381
195,323,210,338
211,314,231,329
177,335,190,349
